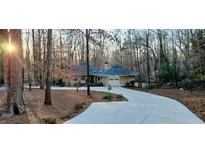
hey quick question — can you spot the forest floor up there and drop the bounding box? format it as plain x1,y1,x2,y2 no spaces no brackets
0,89,126,124
127,87,205,122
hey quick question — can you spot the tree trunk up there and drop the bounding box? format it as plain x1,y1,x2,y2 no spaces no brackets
32,29,38,86
81,36,85,63
59,30,64,69
172,31,178,87
86,29,90,96
42,29,47,89
44,29,52,105
25,30,32,91
158,29,165,86
146,30,151,88
1,29,25,115
136,46,142,87
38,29,44,89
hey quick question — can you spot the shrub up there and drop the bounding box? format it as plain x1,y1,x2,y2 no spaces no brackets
74,102,84,111
181,78,194,89
197,74,205,81
103,92,112,101
41,116,56,124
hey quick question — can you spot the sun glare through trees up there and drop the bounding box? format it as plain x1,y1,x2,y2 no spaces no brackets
7,37,14,54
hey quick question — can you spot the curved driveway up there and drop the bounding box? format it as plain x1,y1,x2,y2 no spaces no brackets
64,87,204,124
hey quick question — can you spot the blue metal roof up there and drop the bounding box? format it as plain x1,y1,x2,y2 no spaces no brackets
94,64,140,76
73,63,99,75
73,64,140,76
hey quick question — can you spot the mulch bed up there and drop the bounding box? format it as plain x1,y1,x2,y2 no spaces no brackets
0,89,126,124
127,87,205,122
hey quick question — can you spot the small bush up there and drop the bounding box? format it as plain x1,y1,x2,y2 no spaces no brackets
74,103,84,111
103,92,112,101
41,116,56,124
108,93,112,100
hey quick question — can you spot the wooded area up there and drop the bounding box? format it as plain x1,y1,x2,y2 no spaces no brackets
0,29,205,117
10,29,205,88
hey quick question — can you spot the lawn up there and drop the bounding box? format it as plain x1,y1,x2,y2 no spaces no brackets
0,89,126,124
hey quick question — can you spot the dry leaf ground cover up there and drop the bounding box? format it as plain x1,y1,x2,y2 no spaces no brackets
0,89,126,124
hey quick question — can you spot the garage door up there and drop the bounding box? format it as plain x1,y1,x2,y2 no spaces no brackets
108,76,120,86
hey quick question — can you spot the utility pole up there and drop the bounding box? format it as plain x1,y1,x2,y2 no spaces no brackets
86,29,90,96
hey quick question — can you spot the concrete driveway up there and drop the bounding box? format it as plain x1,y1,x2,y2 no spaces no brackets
64,87,204,124
1,86,203,123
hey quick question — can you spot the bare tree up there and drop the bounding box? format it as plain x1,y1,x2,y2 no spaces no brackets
32,29,38,86
44,29,52,105
86,29,90,96
25,29,32,91
146,30,151,88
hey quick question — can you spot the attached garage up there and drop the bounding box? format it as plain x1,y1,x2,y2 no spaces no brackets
94,64,140,87
108,76,120,86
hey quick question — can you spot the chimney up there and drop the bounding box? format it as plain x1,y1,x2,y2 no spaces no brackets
104,62,109,70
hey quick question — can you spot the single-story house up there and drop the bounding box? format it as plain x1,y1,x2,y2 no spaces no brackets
72,63,99,85
51,63,98,86
71,63,140,87
94,64,140,86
